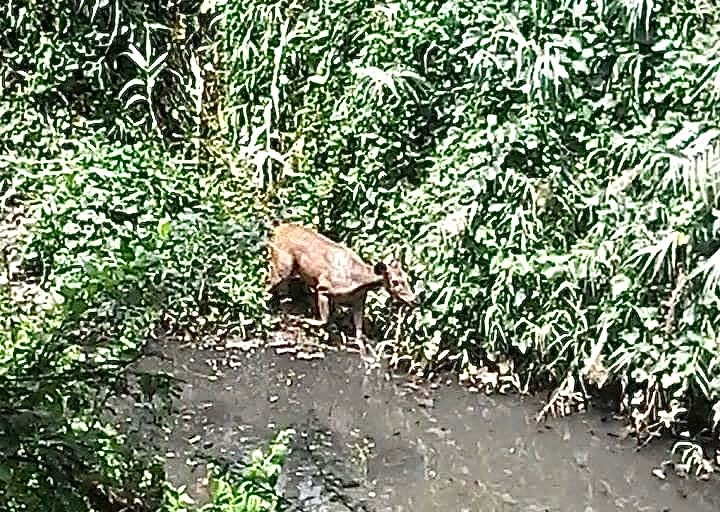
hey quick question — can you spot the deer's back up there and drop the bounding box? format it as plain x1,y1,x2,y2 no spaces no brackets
270,223,366,287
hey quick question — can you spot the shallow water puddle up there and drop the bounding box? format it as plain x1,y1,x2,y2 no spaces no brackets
137,342,720,511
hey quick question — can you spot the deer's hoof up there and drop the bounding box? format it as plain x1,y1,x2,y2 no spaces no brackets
354,335,367,349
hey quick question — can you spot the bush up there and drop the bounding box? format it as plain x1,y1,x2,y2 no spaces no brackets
1,1,269,509
162,429,294,512
16,138,267,341
1,189,169,509
1,132,269,509
3,0,720,504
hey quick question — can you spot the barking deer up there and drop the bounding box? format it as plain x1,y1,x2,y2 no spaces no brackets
265,222,418,350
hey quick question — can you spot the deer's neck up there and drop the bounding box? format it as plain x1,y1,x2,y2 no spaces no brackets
358,274,385,292
354,261,384,288
334,261,384,297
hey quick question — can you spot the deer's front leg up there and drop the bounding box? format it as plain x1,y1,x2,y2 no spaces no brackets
351,298,364,339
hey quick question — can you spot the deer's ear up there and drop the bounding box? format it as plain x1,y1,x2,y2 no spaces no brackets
373,262,387,275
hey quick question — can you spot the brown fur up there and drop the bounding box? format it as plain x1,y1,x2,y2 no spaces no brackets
266,222,418,344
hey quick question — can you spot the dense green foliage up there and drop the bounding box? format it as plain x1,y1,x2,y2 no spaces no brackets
2,0,720,508
162,430,293,512
1,1,267,509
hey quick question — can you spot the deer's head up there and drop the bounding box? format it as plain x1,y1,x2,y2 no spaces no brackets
373,250,418,307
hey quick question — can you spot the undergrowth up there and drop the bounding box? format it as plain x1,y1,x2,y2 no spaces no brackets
1,1,270,509
162,430,294,512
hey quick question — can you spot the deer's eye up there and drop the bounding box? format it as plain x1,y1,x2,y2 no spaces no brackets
391,280,399,286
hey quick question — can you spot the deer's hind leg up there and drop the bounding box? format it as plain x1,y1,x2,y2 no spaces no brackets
351,298,365,340
306,277,332,329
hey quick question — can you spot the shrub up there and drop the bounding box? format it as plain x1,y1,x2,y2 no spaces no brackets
1,1,269,508
162,429,294,512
